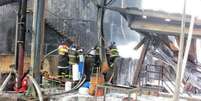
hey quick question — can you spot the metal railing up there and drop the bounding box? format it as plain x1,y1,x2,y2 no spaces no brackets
139,64,176,94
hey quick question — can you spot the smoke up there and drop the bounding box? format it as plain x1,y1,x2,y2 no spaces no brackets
103,0,142,59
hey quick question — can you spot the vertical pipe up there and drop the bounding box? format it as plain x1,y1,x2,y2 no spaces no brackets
97,0,109,73
98,0,106,61
173,0,187,100
16,0,27,88
120,0,126,39
110,21,113,42
31,0,45,83
15,13,18,75
181,15,195,91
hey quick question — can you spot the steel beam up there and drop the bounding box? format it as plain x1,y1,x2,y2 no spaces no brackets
133,39,150,85
105,6,201,38
129,20,201,38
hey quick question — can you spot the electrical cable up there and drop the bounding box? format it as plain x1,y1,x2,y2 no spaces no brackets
97,0,107,64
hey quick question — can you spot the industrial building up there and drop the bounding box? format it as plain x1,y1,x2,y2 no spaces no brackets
0,0,201,101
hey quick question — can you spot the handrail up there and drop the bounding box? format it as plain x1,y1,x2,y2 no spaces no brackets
163,81,174,93
145,64,175,86
162,73,175,86
140,64,176,94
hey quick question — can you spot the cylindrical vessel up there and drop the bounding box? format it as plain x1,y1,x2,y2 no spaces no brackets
72,64,80,81
79,54,84,78
65,81,72,91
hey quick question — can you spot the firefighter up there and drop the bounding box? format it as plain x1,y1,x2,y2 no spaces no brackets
105,42,119,82
57,39,73,78
109,42,119,64
68,45,79,65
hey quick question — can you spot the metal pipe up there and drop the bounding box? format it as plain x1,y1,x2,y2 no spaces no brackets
31,0,45,83
98,0,107,61
27,74,43,101
0,68,17,92
181,15,195,90
0,72,12,91
16,0,27,89
43,48,58,59
120,0,127,39
97,0,109,73
173,0,187,100
14,12,18,85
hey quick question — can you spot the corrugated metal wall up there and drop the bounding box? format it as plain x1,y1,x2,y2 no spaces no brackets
0,4,17,53
46,0,99,51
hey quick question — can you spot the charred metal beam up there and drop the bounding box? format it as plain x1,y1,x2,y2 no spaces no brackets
104,6,201,38
133,39,150,85
134,37,146,50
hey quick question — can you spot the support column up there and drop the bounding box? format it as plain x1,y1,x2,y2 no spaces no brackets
133,39,149,85
173,0,187,100
16,0,27,89
31,0,45,83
